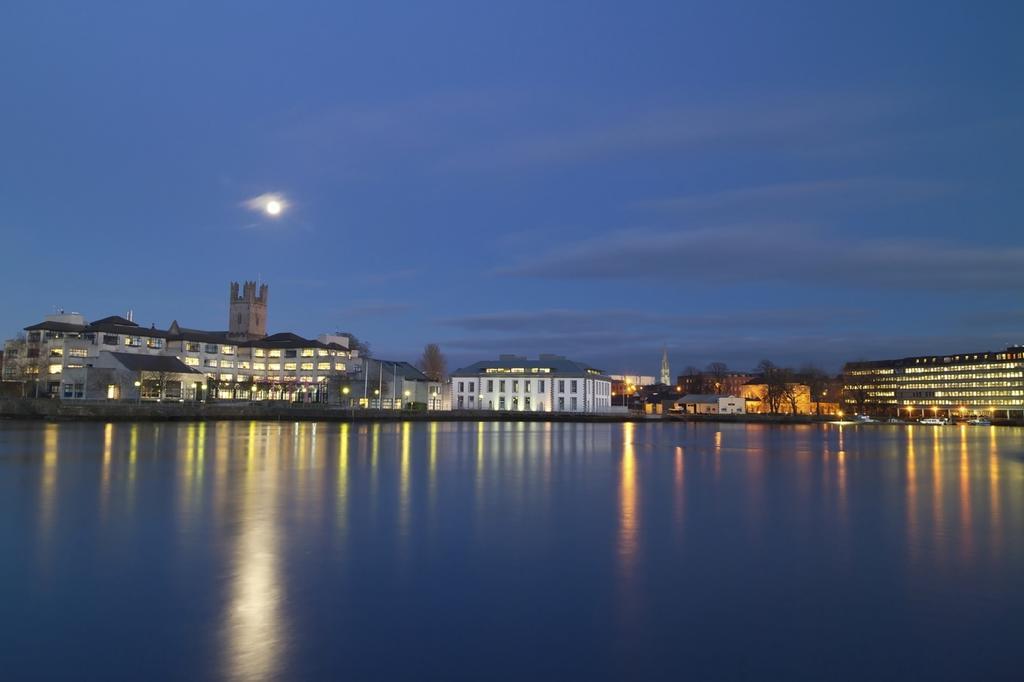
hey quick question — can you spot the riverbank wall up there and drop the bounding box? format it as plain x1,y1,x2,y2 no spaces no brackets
4,399,1021,426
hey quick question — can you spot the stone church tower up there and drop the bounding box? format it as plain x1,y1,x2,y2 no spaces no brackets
228,281,268,341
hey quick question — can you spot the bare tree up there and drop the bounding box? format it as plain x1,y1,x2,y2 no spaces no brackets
418,343,447,382
800,364,830,415
706,361,728,394
339,332,371,358
756,359,790,413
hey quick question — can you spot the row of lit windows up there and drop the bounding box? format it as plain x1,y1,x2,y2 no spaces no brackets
905,362,1019,374
483,367,552,374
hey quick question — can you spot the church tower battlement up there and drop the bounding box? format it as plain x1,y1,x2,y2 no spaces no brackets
228,280,268,340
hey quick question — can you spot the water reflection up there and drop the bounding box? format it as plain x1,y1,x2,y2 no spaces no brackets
7,421,1024,681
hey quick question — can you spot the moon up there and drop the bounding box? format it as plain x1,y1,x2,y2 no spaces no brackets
265,200,283,216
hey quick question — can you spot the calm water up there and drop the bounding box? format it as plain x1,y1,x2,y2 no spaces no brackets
1,420,1022,681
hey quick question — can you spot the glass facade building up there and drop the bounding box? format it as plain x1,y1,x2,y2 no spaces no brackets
843,345,1024,418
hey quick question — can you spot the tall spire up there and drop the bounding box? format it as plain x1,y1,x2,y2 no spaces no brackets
660,347,671,386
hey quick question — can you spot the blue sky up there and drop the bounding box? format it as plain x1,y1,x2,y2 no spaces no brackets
1,1,1022,375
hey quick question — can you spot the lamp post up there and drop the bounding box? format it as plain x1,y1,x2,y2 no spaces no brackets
403,389,410,410
134,379,142,405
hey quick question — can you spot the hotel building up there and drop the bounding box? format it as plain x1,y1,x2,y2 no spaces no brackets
843,345,1024,418
2,281,356,403
450,354,613,413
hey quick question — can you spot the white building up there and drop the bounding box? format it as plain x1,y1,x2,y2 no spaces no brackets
2,281,357,403
450,354,613,413
674,394,746,415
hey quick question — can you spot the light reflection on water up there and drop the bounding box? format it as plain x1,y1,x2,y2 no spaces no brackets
2,420,1023,681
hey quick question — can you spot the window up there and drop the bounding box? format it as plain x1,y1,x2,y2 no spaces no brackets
558,397,565,411
28,331,41,342
512,380,519,392
571,397,578,411
487,380,493,392
184,357,200,367
124,336,141,347
571,380,578,393
185,342,200,352
219,360,233,368
102,334,119,345
268,350,281,358
301,362,314,371
48,364,62,375
458,396,464,408
539,380,545,393
148,338,164,349
268,363,281,371
318,362,331,371
525,396,531,410
301,348,315,357
525,381,531,393
106,384,119,400
469,382,475,393
221,374,233,381
558,380,565,393
68,348,88,358
335,363,346,371
499,380,506,392
221,345,235,355
237,361,250,370
499,396,506,410
204,358,217,368
458,381,465,392
49,348,64,357
285,350,297,358
284,362,297,371
318,349,329,357
253,362,266,371
204,343,218,353
254,348,266,357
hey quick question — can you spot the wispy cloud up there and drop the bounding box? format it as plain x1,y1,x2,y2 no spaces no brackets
442,92,910,170
497,225,1024,291
638,177,952,214
341,301,413,318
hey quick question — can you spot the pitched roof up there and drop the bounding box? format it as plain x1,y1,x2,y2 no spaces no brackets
452,354,607,377
107,352,203,374
91,315,138,327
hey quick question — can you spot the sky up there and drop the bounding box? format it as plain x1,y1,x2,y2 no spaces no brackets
1,1,1022,376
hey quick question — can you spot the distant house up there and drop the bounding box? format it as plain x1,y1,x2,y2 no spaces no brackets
450,354,613,413
675,394,746,415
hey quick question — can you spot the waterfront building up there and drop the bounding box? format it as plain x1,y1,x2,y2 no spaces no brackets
450,354,613,413
843,345,1024,418
674,394,746,415
350,357,443,410
740,380,813,415
2,282,356,403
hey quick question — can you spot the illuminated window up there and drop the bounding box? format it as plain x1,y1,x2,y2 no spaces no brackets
124,336,141,347
184,357,200,367
284,362,297,371
219,360,233,368
301,349,315,357
335,363,346,371
185,342,200,352
147,338,164,349
318,362,331,371
301,362,314,371
254,362,266,371
254,348,266,358
318,349,329,357
204,359,217,368
48,364,62,374
221,374,232,381
268,350,281,358
221,345,235,355
237,361,250,370
268,363,281,371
